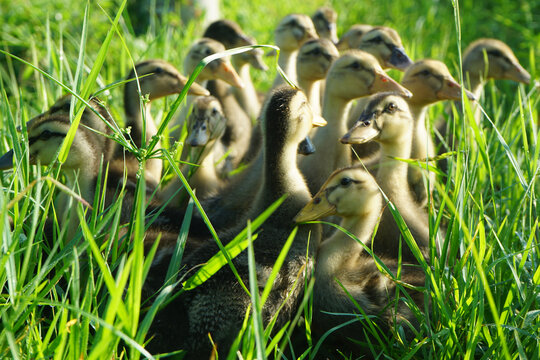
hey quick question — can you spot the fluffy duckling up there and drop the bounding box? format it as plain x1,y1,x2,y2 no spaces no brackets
401,59,475,205
342,93,432,262
201,19,268,120
272,13,318,88
299,50,412,196
169,38,243,142
295,167,426,356
117,59,209,189
146,87,325,358
0,96,126,237
336,24,374,51
311,6,338,44
296,38,339,116
358,26,413,71
203,21,267,170
164,95,227,203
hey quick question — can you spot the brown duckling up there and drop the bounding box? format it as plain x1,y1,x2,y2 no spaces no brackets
342,93,433,263
146,87,325,358
295,166,426,357
117,59,209,189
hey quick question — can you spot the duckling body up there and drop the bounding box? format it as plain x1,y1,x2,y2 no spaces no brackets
295,167,426,356
400,59,475,205
147,87,324,358
117,59,209,189
272,14,318,88
342,93,432,262
299,50,412,196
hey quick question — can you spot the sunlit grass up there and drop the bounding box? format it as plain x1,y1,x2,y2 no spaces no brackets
1,0,539,359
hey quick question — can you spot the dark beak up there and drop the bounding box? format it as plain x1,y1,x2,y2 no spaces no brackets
298,136,316,155
389,47,413,71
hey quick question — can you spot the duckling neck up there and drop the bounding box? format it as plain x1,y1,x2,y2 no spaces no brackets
232,61,261,120
259,141,310,209
317,204,382,279
273,50,298,87
298,78,322,116
408,104,434,161
377,132,412,201
317,94,352,164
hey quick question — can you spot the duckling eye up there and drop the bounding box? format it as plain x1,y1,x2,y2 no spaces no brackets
307,47,322,56
385,103,398,114
154,67,164,74
340,177,353,187
487,49,504,58
41,129,53,139
362,120,371,126
418,70,431,77
211,108,219,116
313,197,322,205
348,61,362,70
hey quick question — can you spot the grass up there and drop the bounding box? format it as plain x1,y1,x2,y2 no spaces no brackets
1,0,539,359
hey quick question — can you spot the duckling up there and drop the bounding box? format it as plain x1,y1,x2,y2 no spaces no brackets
296,38,339,116
163,95,227,204
146,87,325,358
299,50,412,196
203,19,268,121
169,38,244,142
462,38,531,103
311,6,338,44
117,59,209,189
341,93,432,262
0,96,125,237
400,59,475,205
336,24,374,51
272,14,318,88
203,21,265,171
295,167,426,357
436,38,531,164
358,26,413,71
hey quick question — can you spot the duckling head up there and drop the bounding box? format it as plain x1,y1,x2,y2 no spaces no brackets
463,38,531,84
296,38,339,82
186,95,226,147
401,59,476,106
341,92,412,145
184,38,244,88
325,50,412,100
336,24,374,51
128,59,209,101
358,27,413,71
311,6,338,44
261,86,326,153
295,166,380,222
274,14,318,52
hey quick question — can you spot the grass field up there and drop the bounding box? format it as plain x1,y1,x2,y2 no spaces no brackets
0,0,539,359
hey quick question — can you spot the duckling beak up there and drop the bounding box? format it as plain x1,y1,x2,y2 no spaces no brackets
506,62,531,84
186,126,210,147
186,80,211,96
215,61,245,88
340,113,379,144
0,149,14,170
371,72,413,98
388,47,413,71
294,193,336,223
312,115,327,127
437,78,476,101
298,136,316,155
